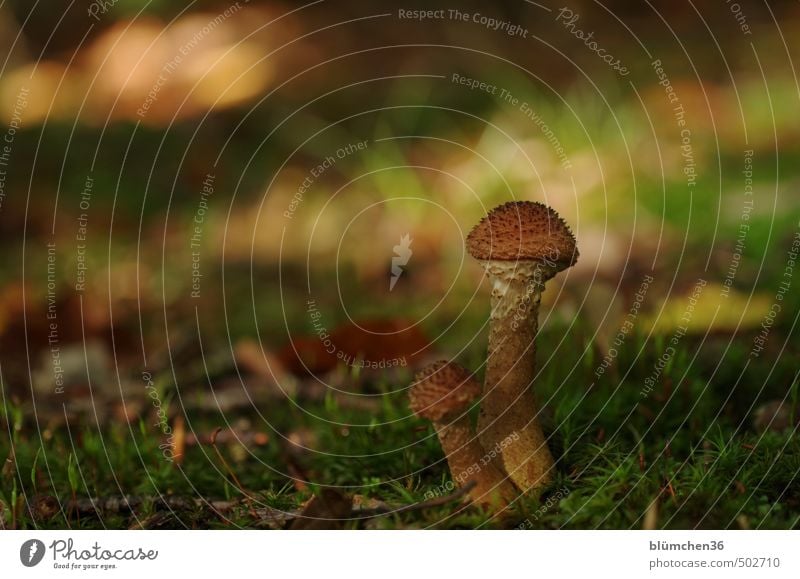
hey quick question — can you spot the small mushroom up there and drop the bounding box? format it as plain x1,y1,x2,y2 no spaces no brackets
409,360,518,509
466,201,578,493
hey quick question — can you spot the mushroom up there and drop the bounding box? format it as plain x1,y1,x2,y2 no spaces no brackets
409,360,518,509
466,201,578,493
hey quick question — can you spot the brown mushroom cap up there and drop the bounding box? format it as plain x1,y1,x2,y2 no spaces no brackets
466,201,578,267
409,361,481,421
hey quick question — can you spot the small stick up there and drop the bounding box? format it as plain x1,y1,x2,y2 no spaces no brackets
354,480,477,518
208,427,261,521
209,427,249,496
52,483,477,525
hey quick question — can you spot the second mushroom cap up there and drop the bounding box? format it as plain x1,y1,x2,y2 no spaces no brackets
409,361,481,422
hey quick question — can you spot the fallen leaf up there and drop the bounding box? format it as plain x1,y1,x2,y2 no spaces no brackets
279,318,429,377
290,489,352,530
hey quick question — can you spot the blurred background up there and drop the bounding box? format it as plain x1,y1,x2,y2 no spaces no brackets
0,0,798,528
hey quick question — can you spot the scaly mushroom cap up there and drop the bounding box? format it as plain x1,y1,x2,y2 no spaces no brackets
466,201,578,268
409,361,481,421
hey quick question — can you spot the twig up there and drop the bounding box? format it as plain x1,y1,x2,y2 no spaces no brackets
353,480,477,518
50,481,478,527
62,495,237,515
55,494,295,529
209,427,260,520
209,427,249,497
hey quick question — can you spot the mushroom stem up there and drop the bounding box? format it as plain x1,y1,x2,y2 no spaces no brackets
409,361,518,510
430,414,518,509
477,259,557,493
465,201,578,494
